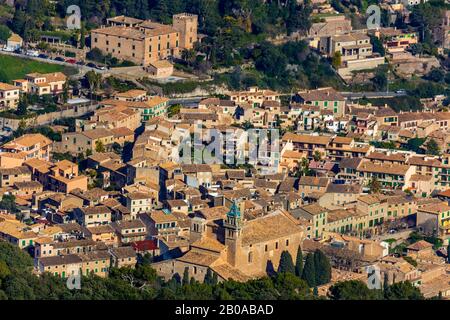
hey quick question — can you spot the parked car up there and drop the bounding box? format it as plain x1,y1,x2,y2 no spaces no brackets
38,53,49,59
54,56,65,62
26,50,39,57
86,62,97,68
96,65,107,70
76,60,86,66
65,58,77,64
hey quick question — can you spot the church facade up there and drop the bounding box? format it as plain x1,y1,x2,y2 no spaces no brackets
152,202,306,282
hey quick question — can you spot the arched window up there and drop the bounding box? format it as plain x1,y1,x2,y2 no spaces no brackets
248,252,253,263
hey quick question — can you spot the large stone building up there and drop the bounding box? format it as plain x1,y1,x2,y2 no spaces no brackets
90,13,198,66
152,203,306,282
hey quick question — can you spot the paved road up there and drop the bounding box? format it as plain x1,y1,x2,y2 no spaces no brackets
168,97,205,106
167,91,408,106
341,91,407,99
0,50,106,78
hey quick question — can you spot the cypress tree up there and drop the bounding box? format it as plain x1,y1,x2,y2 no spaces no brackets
301,253,316,287
383,273,389,292
182,267,189,286
212,272,218,285
447,243,450,263
295,245,303,277
204,268,213,285
278,250,295,274
313,249,331,286
313,286,319,297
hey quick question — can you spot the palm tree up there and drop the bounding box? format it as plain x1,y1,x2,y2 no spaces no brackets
313,150,322,162
86,71,102,102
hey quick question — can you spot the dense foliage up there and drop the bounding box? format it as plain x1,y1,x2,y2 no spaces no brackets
0,241,431,300
329,280,424,300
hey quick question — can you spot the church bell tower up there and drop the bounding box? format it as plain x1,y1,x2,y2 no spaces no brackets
224,201,242,266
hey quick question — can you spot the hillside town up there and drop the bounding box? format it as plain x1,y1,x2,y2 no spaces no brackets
0,0,449,302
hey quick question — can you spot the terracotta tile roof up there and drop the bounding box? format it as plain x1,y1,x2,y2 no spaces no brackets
419,202,450,214
110,246,137,259
196,206,228,221
297,87,345,102
357,160,410,175
191,237,225,253
211,263,253,282
241,210,303,246
114,89,147,98
92,26,147,40
81,128,113,140
300,203,327,216
282,132,331,145
299,176,328,187
366,152,407,162
407,240,433,251
3,133,52,149
87,224,114,235
358,194,383,205
177,250,219,267
0,82,19,91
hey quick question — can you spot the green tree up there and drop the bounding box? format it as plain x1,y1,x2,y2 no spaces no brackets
301,253,316,287
370,35,385,56
273,272,311,300
295,245,303,277
167,104,182,118
425,138,440,156
372,66,388,91
368,176,381,194
0,194,18,213
331,51,342,69
447,243,450,264
204,269,213,285
85,70,102,100
0,261,11,279
212,272,218,286
182,267,189,286
95,141,106,153
313,150,322,162
384,281,424,300
16,95,28,116
278,250,295,274
313,286,318,296
329,280,382,300
0,25,12,43
61,81,69,103
383,273,389,292
112,142,122,155
79,23,86,49
313,249,331,286
405,137,426,153
425,68,445,83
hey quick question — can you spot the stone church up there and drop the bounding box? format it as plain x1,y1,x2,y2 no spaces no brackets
152,202,306,282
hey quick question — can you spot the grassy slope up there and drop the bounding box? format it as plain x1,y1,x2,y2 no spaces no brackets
0,55,77,83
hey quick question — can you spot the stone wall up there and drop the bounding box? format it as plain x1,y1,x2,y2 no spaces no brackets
0,103,99,130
